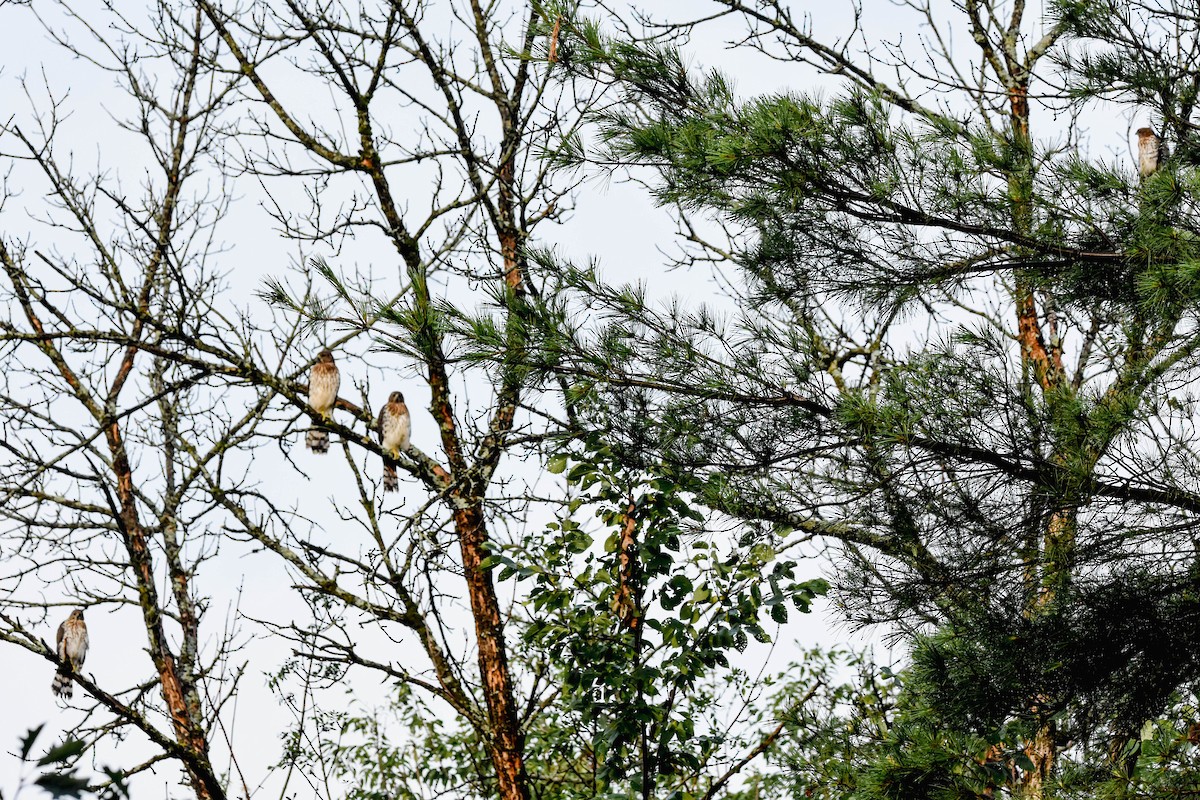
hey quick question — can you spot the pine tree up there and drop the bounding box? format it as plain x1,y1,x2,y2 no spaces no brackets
542,3,1200,796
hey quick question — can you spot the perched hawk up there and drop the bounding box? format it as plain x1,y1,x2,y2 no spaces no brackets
306,349,340,454
1137,126,1168,179
376,390,410,492
51,608,88,699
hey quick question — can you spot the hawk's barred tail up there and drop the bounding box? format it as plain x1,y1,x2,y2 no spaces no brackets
306,428,330,454
51,668,73,699
383,459,398,492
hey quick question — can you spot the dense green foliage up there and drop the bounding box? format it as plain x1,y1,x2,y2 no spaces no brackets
521,1,1200,797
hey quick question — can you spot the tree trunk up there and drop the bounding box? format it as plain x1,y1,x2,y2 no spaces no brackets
108,421,226,800
1020,719,1056,800
454,503,529,800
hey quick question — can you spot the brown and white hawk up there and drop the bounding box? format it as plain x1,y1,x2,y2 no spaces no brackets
376,390,410,492
306,349,340,454
1137,126,1168,179
51,607,88,699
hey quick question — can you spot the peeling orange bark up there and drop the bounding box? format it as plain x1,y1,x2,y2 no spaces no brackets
106,420,224,800
615,503,640,629
454,504,530,800
1016,288,1064,391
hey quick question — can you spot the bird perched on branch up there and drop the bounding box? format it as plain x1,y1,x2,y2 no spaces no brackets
1137,126,1168,179
306,349,340,454
377,391,410,491
51,608,88,699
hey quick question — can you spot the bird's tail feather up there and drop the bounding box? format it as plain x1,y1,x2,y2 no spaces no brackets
51,668,73,699
307,428,330,454
383,459,398,492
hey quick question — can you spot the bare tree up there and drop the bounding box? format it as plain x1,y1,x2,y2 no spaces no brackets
3,1,596,798
0,4,250,799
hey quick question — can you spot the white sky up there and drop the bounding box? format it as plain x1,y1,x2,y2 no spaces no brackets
0,1,1147,797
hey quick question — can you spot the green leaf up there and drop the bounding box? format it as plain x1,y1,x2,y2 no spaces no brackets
805,577,831,595
34,772,90,799
37,739,87,767
547,454,568,474
750,544,775,563
20,725,45,762
99,787,129,800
